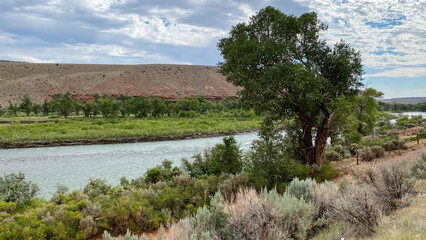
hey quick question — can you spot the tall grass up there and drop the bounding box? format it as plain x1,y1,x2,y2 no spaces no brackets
0,117,261,142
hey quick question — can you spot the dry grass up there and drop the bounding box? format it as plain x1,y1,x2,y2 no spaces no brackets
359,180,426,240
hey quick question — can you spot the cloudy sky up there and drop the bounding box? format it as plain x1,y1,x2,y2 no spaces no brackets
1,0,425,99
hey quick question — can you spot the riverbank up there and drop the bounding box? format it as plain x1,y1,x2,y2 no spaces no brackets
0,129,257,149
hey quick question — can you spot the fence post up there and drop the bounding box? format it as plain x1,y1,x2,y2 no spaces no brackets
388,142,391,156
356,151,359,165
204,190,207,205
417,134,420,145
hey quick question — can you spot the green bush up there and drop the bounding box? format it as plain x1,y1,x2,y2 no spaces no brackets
325,150,341,162
381,139,407,151
182,137,242,177
0,201,17,213
314,163,339,182
0,172,39,207
144,168,163,184
285,178,317,203
83,178,111,200
348,143,360,156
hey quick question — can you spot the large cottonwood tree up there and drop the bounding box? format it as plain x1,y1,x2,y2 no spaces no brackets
218,6,363,165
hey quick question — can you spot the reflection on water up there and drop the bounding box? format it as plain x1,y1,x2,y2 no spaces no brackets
0,133,258,198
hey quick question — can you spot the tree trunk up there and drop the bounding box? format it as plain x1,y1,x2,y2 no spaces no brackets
314,126,329,166
299,112,333,166
300,117,316,165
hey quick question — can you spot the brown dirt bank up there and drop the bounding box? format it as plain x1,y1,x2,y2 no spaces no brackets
0,130,257,149
0,61,240,106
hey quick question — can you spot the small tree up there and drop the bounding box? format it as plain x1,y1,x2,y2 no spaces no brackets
52,92,74,118
19,94,33,116
32,104,41,116
74,99,83,117
41,99,51,116
209,136,243,175
151,97,167,117
7,100,18,116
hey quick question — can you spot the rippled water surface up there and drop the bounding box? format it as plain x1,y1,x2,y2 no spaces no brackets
0,133,258,198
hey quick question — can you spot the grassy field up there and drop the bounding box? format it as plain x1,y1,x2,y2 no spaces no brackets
0,116,261,143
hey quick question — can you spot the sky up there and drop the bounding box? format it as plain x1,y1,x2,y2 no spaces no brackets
0,0,425,99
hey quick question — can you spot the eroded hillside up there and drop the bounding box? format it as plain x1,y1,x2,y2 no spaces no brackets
0,61,239,105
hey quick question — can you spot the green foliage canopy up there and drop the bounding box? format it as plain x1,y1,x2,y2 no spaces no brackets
218,6,363,165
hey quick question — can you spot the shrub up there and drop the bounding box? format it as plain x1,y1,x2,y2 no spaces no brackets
0,172,39,207
381,139,407,151
313,181,338,219
0,201,17,213
412,152,426,179
218,172,249,200
102,229,142,240
348,143,360,156
371,146,385,158
325,150,341,162
314,163,339,182
145,168,163,184
208,136,243,175
172,174,194,187
182,137,243,177
83,178,111,199
284,177,317,203
226,188,317,240
360,146,384,162
166,203,225,240
361,161,416,211
327,185,382,237
79,216,98,238
329,145,351,159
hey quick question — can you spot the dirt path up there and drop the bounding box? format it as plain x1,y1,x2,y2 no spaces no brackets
331,138,426,182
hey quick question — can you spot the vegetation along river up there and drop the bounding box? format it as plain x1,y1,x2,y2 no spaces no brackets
0,132,258,198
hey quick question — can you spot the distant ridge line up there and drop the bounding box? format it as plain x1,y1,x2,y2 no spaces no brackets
380,97,426,104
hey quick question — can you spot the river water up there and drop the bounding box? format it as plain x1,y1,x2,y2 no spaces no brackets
0,133,259,198
389,112,426,124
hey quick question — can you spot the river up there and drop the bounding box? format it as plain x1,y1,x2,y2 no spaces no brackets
389,111,426,124
0,133,259,198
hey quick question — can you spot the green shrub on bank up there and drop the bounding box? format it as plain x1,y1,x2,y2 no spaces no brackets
0,172,39,207
182,137,243,177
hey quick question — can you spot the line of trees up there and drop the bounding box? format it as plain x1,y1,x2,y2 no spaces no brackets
378,101,426,112
0,93,252,118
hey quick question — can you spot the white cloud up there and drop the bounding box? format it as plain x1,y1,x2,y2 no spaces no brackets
66,43,165,60
294,0,426,76
366,67,426,78
103,14,227,47
5,55,54,63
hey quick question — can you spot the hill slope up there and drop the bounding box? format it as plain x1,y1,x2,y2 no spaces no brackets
0,61,239,105
380,97,426,104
